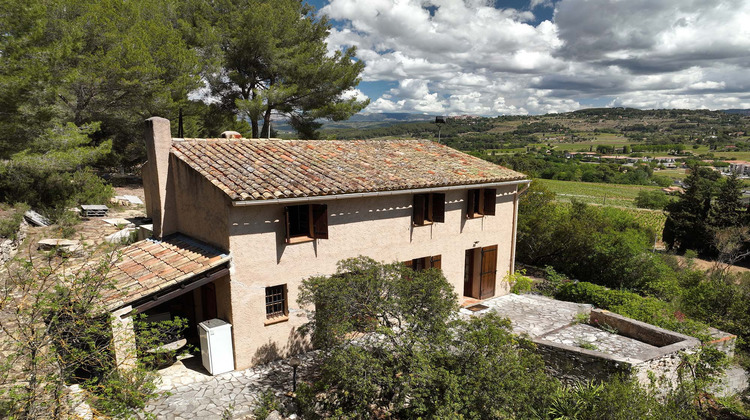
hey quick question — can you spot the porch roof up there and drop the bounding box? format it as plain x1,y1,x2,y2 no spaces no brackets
104,234,230,310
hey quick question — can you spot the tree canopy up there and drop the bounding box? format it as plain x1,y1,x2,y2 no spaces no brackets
0,0,201,165
296,256,558,418
663,166,748,259
183,0,369,138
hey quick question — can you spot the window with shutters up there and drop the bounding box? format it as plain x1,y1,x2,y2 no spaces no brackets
466,188,496,219
284,204,328,243
265,284,287,319
403,255,442,271
412,193,445,226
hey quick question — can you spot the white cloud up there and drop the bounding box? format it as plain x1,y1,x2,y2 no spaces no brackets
340,88,370,102
322,0,750,115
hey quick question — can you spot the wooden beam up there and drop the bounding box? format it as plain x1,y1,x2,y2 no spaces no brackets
129,266,229,314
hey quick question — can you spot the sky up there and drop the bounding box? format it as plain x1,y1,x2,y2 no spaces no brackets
307,0,750,116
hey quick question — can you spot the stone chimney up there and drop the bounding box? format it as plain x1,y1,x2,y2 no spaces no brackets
142,117,176,239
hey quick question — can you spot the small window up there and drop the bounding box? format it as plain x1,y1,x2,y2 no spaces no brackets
412,193,445,226
284,204,328,243
466,188,496,218
403,255,442,271
265,285,287,319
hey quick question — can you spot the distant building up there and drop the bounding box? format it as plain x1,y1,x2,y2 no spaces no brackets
727,161,750,176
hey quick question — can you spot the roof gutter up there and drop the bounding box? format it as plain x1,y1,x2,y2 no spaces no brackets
231,179,531,207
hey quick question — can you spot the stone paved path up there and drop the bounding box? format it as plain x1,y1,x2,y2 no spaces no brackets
138,352,317,420
461,293,592,337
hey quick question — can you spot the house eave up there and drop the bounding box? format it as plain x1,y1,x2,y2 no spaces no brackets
230,179,531,207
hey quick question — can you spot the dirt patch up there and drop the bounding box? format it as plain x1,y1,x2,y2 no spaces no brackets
674,255,750,274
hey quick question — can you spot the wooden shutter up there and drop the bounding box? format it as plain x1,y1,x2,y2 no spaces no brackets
284,206,291,243
480,245,498,299
413,194,426,225
464,249,475,297
432,193,445,223
430,255,441,269
483,188,496,216
312,204,328,239
403,260,413,269
466,189,476,218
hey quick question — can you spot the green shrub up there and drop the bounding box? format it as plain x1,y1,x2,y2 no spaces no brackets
252,389,282,419
556,281,709,338
635,190,671,209
507,269,533,294
87,368,158,418
0,166,113,223
0,203,29,240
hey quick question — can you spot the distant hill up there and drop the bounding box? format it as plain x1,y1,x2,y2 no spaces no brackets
320,112,434,130
722,109,750,116
346,112,434,122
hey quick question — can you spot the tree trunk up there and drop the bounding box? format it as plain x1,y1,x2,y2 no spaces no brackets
261,108,272,139
251,119,259,138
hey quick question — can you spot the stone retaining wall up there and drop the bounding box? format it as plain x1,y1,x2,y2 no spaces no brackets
0,220,27,264
535,309,700,387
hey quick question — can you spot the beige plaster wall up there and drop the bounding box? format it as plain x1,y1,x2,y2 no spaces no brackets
225,185,519,369
168,156,231,250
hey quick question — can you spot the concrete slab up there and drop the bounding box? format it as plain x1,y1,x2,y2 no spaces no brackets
540,323,659,360
462,294,591,338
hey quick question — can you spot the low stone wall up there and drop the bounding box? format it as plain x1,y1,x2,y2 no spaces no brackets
707,327,737,358
0,220,27,264
535,309,700,387
535,338,633,386
589,310,687,347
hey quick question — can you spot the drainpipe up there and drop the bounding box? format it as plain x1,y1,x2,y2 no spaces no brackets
508,182,530,277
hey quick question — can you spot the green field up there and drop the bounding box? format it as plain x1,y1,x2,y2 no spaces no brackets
536,179,668,238
536,179,663,208
623,208,667,240
655,168,688,179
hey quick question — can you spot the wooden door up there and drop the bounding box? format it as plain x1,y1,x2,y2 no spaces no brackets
463,249,475,297
479,245,498,299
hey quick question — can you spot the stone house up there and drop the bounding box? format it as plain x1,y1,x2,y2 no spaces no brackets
106,117,528,371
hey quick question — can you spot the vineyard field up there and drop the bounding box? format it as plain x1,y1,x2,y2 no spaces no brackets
535,179,663,208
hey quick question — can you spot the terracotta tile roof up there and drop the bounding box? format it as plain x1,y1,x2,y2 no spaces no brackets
171,139,526,201
104,234,230,310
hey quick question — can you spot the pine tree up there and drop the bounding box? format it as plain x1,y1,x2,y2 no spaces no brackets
189,0,369,138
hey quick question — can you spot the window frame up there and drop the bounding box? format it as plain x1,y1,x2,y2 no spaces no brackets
264,284,288,320
466,188,496,219
403,254,442,271
284,203,328,243
412,193,445,226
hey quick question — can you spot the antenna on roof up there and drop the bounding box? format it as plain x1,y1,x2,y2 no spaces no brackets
435,116,446,143
177,108,184,138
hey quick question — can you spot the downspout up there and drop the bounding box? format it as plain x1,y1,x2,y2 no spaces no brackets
508,181,531,277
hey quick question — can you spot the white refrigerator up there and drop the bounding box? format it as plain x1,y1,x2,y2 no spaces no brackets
198,319,235,375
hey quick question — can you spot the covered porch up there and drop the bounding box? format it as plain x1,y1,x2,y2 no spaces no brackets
104,234,232,372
